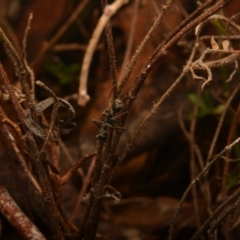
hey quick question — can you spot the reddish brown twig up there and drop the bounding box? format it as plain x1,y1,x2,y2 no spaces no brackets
0,186,46,240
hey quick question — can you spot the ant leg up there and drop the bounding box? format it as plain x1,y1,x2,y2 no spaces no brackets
92,119,104,128
93,119,113,129
96,129,108,142
111,111,128,121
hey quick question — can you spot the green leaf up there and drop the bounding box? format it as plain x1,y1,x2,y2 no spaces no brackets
44,61,80,85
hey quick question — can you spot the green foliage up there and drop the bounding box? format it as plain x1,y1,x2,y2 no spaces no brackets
44,61,79,85
188,90,225,118
227,171,240,191
211,19,227,36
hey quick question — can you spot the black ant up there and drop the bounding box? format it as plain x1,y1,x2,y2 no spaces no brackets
93,99,124,142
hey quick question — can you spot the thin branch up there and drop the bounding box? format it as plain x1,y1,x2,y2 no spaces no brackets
169,136,240,240
31,0,90,68
22,13,36,97
118,0,140,80
61,152,96,185
78,0,129,106
207,81,240,160
117,0,174,94
100,0,120,101
0,186,46,240
70,156,96,222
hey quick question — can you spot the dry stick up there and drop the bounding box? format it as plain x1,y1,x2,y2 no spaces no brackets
22,13,36,97
0,63,26,125
115,2,235,212
220,103,240,240
191,14,240,74
78,110,118,234
81,109,124,238
190,45,240,87
121,70,187,169
189,84,203,232
58,137,84,179
0,109,42,195
1,53,63,238
178,109,206,236
116,0,225,136
0,16,22,54
118,0,140,80
78,0,129,106
178,109,204,172
191,185,240,240
61,152,96,185
31,0,89,68
1,25,42,146
221,156,240,162
83,0,231,237
207,53,240,157
0,118,32,219
109,0,220,187
11,142,42,194
150,0,161,15
110,3,212,181
117,0,175,95
130,0,231,100
1,24,70,238
100,0,120,101
113,32,200,181
53,43,88,52
76,142,103,234
148,0,219,64
222,103,240,198
0,186,46,240
204,82,240,212
109,0,206,185
83,1,229,237
70,156,96,223
0,27,36,114
82,128,117,238
169,136,240,240
193,52,240,70
35,80,59,152
189,14,240,219
208,200,240,240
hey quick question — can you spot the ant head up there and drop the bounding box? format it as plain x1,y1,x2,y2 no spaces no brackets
112,99,123,112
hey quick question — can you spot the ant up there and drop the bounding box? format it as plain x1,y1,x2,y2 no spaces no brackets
93,98,124,142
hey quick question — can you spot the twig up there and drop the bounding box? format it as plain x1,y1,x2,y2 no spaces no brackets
191,186,240,240
61,152,96,185
0,186,46,240
117,0,174,95
22,13,36,96
128,0,231,100
31,0,90,68
58,137,84,178
114,36,200,179
118,0,140,80
169,136,240,240
207,82,240,160
208,200,240,239
70,156,96,222
100,0,120,101
52,43,88,52
78,0,129,106
222,103,240,197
